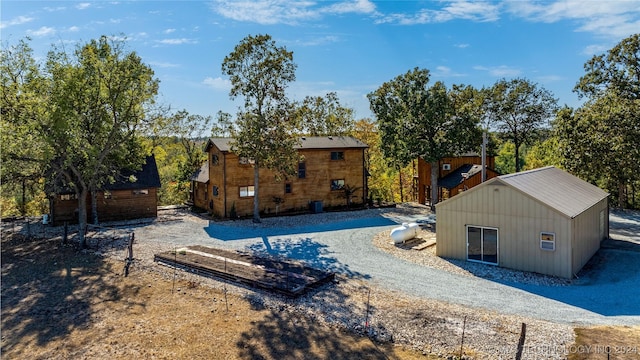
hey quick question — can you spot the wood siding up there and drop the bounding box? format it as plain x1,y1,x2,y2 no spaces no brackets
436,182,576,278
417,155,497,204
51,188,158,225
205,144,366,218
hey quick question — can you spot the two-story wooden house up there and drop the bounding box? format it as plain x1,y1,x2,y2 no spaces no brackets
192,136,368,218
416,153,499,205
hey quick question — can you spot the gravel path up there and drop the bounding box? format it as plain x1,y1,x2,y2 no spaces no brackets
127,204,640,327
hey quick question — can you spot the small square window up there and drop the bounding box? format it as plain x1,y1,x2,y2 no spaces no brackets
133,189,149,196
212,185,219,197
442,164,451,171
104,191,112,199
285,183,292,194
239,157,255,165
331,179,345,191
540,232,555,251
331,151,344,161
298,162,306,178
212,154,219,165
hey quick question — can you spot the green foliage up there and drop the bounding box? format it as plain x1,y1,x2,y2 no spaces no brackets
524,136,561,171
487,78,559,172
368,68,481,204
562,34,640,208
294,92,355,136
221,34,299,222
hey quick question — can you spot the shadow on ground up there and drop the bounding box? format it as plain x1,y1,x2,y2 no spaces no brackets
0,228,134,356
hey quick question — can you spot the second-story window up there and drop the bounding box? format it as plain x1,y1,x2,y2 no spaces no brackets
331,151,344,160
298,162,306,178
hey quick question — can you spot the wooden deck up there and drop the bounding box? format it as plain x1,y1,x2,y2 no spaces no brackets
154,245,334,297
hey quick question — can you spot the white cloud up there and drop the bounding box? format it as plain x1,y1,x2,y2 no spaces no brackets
210,0,378,25
473,65,521,78
582,44,610,56
455,43,470,49
68,26,80,32
27,26,56,37
377,1,501,25
323,0,377,15
164,28,176,34
149,61,180,68
156,38,198,45
433,66,466,78
76,3,91,10
506,0,640,38
203,77,231,91
293,35,340,47
0,15,35,29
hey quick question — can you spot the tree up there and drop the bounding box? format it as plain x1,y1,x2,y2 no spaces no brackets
570,34,640,208
1,38,49,216
43,36,158,247
169,110,211,181
221,34,298,223
368,68,481,205
295,92,355,136
488,78,558,172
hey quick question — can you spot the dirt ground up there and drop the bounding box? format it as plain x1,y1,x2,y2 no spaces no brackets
2,218,639,359
1,234,429,360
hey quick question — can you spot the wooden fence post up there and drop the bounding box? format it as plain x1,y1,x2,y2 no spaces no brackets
124,232,134,277
515,322,527,360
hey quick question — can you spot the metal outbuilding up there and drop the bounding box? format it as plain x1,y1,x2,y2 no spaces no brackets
435,166,609,278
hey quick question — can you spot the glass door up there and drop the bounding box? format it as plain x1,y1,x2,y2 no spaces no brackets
467,226,498,264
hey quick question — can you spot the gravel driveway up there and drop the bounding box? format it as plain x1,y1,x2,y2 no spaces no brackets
132,205,640,327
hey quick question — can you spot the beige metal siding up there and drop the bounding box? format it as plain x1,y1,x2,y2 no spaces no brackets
571,198,608,276
436,182,574,278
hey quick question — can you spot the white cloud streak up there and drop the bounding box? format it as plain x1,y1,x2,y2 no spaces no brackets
0,15,35,29
474,65,522,77
156,38,198,45
27,26,56,37
202,77,231,91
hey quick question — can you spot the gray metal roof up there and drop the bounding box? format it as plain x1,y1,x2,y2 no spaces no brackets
191,160,209,183
496,166,609,218
208,136,368,152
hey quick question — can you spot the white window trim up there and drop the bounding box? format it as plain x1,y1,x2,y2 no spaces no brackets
442,163,451,170
540,232,555,251
466,225,499,266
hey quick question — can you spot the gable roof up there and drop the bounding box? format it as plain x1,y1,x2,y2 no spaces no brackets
105,155,161,190
206,136,368,153
439,164,483,190
494,166,608,218
191,160,209,183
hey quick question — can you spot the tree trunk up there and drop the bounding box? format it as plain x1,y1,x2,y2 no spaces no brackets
398,168,404,203
91,188,99,225
253,162,261,223
619,181,627,209
430,161,439,207
514,140,521,173
21,179,26,217
77,186,89,248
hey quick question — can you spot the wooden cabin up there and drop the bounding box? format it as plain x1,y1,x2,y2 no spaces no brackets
192,137,368,218
416,153,498,205
49,155,161,225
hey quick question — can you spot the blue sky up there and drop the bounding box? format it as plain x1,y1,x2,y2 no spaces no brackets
2,1,639,120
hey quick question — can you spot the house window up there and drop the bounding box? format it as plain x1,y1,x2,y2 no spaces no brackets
60,194,78,201
239,157,255,165
540,232,555,251
442,163,451,171
133,189,149,196
285,183,292,194
330,151,344,160
298,162,306,178
104,191,112,199
212,154,219,165
239,185,254,197
331,179,345,191
212,186,219,197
